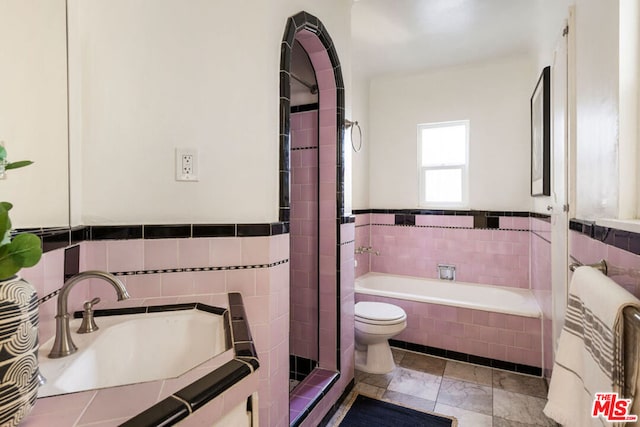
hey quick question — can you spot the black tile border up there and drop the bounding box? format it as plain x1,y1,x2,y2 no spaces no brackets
16,222,292,254
352,209,532,217
570,219,640,256
111,296,260,425
389,340,542,377
290,355,318,382
291,103,319,113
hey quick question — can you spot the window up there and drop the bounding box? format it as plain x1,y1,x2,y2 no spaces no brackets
418,121,469,207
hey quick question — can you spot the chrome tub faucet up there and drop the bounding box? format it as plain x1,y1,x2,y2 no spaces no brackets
48,271,130,359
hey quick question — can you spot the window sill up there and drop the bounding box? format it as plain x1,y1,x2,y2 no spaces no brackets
595,218,640,234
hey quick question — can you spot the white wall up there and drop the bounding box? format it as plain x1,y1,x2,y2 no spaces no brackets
68,0,352,225
573,0,620,219
368,54,535,211
0,0,69,227
350,72,369,210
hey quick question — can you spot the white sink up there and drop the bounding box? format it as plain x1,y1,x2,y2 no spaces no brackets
38,309,227,397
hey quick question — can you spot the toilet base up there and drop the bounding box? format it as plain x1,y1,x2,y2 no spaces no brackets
354,341,396,374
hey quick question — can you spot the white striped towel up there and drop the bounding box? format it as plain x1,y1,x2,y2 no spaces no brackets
544,266,640,427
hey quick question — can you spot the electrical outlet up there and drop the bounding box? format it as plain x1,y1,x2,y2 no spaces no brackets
175,148,199,181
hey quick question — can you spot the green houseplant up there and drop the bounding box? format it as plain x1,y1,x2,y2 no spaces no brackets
0,146,42,426
0,146,42,279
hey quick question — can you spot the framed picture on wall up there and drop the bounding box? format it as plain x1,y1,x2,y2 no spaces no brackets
531,66,551,197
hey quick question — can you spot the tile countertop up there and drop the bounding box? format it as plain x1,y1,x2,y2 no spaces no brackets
23,295,260,427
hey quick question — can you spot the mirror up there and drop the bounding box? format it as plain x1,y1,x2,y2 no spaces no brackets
0,0,69,228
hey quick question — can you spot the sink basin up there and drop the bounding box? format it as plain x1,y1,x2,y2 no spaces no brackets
38,308,227,397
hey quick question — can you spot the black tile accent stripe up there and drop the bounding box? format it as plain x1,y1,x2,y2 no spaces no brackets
290,355,318,382
291,146,318,151
394,214,415,226
38,260,290,304
16,222,291,254
228,292,259,359
291,103,319,113
340,215,355,224
353,209,531,217
111,259,289,277
64,245,80,281
570,219,640,256
389,339,542,376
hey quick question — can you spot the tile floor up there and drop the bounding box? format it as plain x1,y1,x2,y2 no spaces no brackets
326,348,557,427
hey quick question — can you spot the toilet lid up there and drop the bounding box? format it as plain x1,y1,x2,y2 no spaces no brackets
355,302,406,322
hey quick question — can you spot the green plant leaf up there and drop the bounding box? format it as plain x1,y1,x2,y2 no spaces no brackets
0,203,11,246
0,246,20,279
5,160,33,170
0,146,6,161
0,233,42,279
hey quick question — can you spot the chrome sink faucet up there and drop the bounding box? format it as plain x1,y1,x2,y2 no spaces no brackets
48,271,130,359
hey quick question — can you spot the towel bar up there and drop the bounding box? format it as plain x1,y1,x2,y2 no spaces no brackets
569,259,608,275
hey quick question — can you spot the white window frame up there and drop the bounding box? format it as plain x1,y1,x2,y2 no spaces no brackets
417,120,469,208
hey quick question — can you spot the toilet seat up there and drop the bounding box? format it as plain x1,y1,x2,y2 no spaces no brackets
355,302,406,325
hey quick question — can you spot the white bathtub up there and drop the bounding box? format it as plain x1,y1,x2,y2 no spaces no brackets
355,272,541,318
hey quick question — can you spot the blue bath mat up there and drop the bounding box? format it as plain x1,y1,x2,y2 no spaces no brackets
338,394,456,427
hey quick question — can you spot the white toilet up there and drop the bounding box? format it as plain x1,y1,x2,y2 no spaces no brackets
354,301,407,374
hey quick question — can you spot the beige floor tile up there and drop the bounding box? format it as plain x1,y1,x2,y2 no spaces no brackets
443,360,493,386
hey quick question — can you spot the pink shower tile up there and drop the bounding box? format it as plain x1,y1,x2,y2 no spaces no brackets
316,69,336,89
178,238,210,268
299,110,318,129
107,240,144,273
309,50,332,71
210,238,242,267
290,112,302,129
299,35,325,56
320,89,337,109
318,125,337,149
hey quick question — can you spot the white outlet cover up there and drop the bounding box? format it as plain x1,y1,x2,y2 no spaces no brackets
175,148,199,181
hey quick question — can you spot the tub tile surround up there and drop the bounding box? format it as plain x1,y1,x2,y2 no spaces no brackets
359,212,531,288
21,232,290,427
353,210,548,373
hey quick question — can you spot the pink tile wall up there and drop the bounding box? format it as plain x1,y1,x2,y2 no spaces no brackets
368,214,530,288
570,230,640,298
529,218,553,376
23,233,290,427
354,214,370,278
290,110,319,361
300,223,355,427
355,293,542,368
